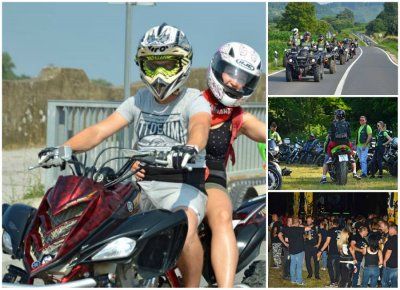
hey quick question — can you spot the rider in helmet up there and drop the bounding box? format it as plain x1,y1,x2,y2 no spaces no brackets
317,34,328,51
331,34,338,45
300,31,314,48
50,23,212,287
202,42,266,286
325,109,361,179
288,28,300,47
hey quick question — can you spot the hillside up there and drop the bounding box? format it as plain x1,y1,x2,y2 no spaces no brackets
268,2,384,23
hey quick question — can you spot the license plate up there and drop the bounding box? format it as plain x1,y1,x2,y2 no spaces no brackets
338,154,348,162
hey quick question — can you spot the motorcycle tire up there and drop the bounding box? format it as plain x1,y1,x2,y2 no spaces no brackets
241,260,266,288
268,167,282,190
339,54,345,65
285,65,293,82
315,155,325,167
329,59,336,74
313,65,320,82
335,161,348,185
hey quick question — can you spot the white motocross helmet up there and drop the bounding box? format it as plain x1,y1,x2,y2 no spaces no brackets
136,23,192,101
208,42,262,107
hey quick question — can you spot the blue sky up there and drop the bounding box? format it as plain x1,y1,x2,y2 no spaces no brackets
3,2,266,86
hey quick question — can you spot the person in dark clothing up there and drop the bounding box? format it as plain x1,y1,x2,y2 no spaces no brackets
382,224,398,287
279,217,292,280
319,221,329,271
304,215,322,279
338,228,357,288
271,214,283,268
350,226,369,287
362,233,383,287
318,218,342,287
279,218,311,285
370,121,393,178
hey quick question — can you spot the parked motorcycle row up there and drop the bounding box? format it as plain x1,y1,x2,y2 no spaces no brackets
2,147,266,287
284,38,358,82
269,136,397,187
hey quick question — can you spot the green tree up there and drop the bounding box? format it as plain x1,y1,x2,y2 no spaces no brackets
366,2,398,35
2,52,17,80
366,18,386,34
277,3,317,33
336,8,355,24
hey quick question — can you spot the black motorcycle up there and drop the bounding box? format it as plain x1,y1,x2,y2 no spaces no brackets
268,140,282,190
285,46,324,82
368,137,398,177
328,144,352,185
2,147,266,287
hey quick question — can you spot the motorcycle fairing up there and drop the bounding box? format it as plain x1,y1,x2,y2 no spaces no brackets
23,175,136,276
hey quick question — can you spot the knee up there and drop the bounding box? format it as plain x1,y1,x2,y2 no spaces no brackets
208,210,233,230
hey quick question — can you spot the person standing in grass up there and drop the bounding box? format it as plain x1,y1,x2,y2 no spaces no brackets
356,116,372,178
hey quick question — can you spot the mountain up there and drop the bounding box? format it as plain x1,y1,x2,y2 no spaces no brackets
268,2,384,23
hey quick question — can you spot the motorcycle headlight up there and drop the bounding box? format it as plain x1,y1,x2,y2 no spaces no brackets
92,237,136,261
311,58,315,63
289,58,293,63
2,231,13,254
345,48,348,52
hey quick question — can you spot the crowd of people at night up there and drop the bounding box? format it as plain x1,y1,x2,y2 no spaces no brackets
269,213,398,288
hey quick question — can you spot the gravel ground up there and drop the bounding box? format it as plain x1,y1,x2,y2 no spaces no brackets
2,147,44,204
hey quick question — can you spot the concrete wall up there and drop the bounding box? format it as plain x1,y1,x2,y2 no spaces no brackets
2,67,266,149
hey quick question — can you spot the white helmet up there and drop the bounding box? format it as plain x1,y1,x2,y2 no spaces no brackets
136,23,192,101
292,28,299,34
207,42,262,107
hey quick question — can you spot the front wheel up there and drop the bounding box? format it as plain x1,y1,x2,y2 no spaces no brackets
313,65,320,82
329,59,336,74
285,65,293,82
339,54,345,65
268,166,282,190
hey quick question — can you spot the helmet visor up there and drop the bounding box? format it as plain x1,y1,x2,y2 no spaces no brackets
140,55,182,78
212,54,260,99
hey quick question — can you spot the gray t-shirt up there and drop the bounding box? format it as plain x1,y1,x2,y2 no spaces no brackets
116,87,211,166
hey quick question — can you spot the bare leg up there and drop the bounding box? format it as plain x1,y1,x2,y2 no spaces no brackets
206,188,238,287
177,208,203,287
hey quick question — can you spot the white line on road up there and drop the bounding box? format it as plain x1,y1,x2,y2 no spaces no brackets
334,47,364,96
375,47,398,67
268,69,285,76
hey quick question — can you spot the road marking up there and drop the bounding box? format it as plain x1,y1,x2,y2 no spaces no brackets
376,47,398,67
268,69,285,76
334,47,364,96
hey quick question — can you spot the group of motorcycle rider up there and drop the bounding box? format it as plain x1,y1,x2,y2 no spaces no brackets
270,109,395,185
287,27,358,54
38,23,266,287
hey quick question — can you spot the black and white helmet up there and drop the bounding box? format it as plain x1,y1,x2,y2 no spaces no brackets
207,42,262,107
136,23,192,101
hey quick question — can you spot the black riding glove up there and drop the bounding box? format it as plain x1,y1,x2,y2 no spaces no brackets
169,145,198,169
38,147,58,166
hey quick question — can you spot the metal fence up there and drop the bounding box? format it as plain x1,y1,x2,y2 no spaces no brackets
45,100,265,189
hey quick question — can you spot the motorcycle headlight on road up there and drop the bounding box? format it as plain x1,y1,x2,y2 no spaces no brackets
289,58,293,63
311,58,315,63
2,230,13,255
92,237,136,261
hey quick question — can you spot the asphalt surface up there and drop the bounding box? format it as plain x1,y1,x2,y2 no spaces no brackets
268,46,398,95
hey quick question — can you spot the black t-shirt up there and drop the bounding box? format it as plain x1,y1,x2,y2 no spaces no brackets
327,227,341,255
271,221,282,243
350,233,368,261
283,226,305,255
384,235,398,268
319,228,328,250
305,225,319,246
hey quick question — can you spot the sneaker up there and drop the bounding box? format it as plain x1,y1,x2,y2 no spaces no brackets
307,275,312,279
320,176,327,184
297,282,305,286
326,157,333,164
360,174,368,178
353,173,361,180
326,283,336,287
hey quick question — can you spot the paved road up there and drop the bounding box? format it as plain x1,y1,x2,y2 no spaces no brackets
268,46,398,95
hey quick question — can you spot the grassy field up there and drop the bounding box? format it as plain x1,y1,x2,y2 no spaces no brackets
280,164,398,190
268,265,332,288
